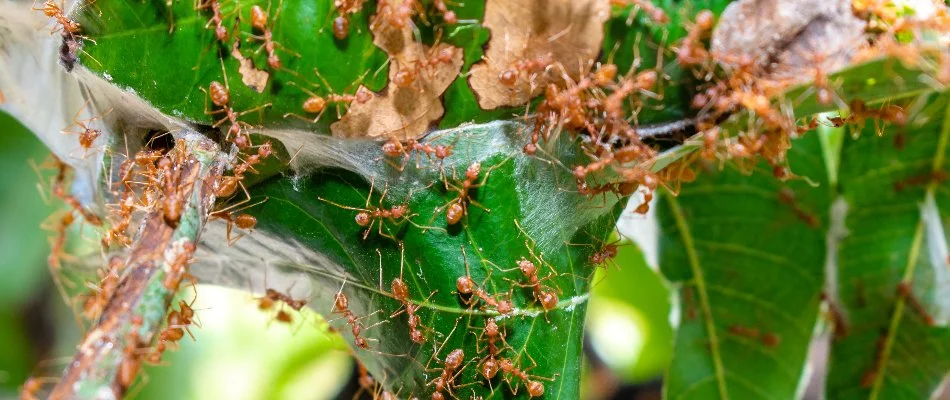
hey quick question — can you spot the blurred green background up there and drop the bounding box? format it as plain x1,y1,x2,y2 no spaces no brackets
0,110,673,399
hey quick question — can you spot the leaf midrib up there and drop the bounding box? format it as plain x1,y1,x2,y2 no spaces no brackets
665,194,730,400
868,97,950,399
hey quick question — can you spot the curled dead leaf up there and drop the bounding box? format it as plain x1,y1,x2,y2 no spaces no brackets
330,5,463,140
232,42,269,93
467,0,610,110
711,0,865,81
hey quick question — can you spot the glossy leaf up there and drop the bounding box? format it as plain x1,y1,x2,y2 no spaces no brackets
191,121,624,398
826,92,950,399
656,131,832,399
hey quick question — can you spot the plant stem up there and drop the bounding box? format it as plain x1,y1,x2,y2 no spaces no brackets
49,133,226,399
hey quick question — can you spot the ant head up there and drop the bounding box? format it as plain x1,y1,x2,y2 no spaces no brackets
635,70,657,91
695,10,715,30
499,358,514,371
523,142,537,155
497,299,513,315
382,139,404,156
485,318,499,335
355,212,372,227
276,310,293,323
258,142,273,158
410,329,424,344
434,145,452,159
465,163,481,180
455,276,474,295
517,258,536,276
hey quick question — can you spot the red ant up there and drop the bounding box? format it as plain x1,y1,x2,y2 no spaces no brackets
474,318,512,381
81,256,123,322
393,46,459,90
428,348,467,400
897,282,935,326
610,0,668,24
202,59,272,148
513,256,559,311
196,0,229,42
385,245,434,343
20,376,60,400
118,317,145,390
498,53,553,87
50,157,103,226
248,1,298,69
432,0,456,24
498,355,554,397
62,101,111,151
208,196,266,246
318,180,415,240
371,0,422,33
380,137,453,171
147,299,200,364
285,73,373,122
455,247,515,315
33,0,81,35
331,283,374,349
676,10,714,66
162,241,198,292
332,0,368,39
432,161,501,226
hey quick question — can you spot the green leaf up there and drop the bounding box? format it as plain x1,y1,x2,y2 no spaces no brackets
826,92,950,399
196,121,623,398
656,131,832,399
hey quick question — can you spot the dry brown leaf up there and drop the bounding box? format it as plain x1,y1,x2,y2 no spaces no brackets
467,0,610,110
330,10,463,140
711,0,865,81
232,42,269,93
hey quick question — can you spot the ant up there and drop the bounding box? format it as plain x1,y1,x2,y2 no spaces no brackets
498,355,554,398
371,0,422,33
676,9,714,66
318,180,414,241
456,247,515,315
497,53,553,87
208,196,266,246
33,0,80,35
428,348,466,400
331,283,374,349
897,282,935,326
248,1,297,69
147,299,200,364
118,317,145,390
20,376,59,400
81,256,123,322
196,0,229,42
610,0,668,24
202,59,272,148
285,73,373,122
474,318,511,381
432,0,456,24
62,101,111,151
433,161,501,226
50,157,103,226
393,46,459,90
385,245,434,343
332,0,368,39
513,257,559,311
162,241,198,292
380,137,453,171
